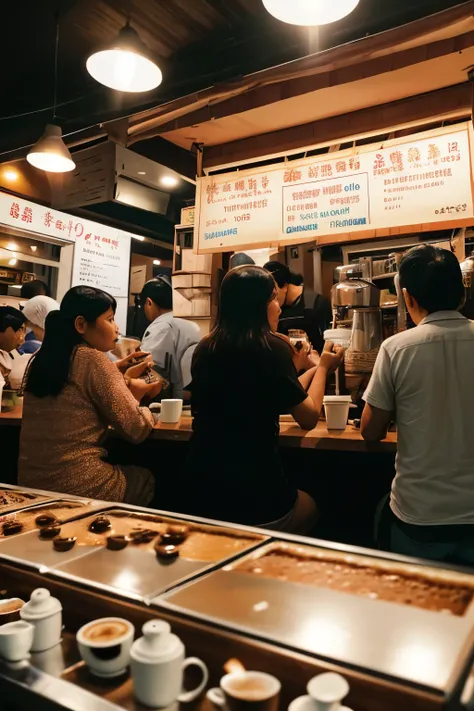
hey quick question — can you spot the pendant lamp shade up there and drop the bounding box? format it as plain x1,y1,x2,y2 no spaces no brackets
26,124,75,173
262,0,360,26
86,24,162,93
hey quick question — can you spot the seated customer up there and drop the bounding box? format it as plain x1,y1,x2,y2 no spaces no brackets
140,277,201,399
0,306,26,384
361,245,474,566
20,295,59,354
185,265,343,533
20,279,50,299
19,286,162,505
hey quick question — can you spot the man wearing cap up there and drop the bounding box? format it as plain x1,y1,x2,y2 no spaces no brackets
263,261,332,354
140,277,201,399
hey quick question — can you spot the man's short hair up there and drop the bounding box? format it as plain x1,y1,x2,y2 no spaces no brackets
0,306,26,334
140,277,173,310
229,252,255,269
21,279,50,299
399,245,465,314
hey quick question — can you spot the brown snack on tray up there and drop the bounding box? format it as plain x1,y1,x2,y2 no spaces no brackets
35,514,58,527
155,542,180,560
2,521,23,536
88,516,111,533
106,535,130,551
53,536,77,552
39,525,61,539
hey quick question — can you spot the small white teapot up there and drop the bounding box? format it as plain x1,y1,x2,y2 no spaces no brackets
288,673,352,711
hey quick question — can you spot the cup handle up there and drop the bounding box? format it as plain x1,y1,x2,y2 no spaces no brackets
178,656,210,703
206,687,226,707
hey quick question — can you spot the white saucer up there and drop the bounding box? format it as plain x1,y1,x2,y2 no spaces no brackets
288,697,352,711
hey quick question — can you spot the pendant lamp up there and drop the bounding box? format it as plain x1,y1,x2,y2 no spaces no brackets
86,23,162,93
262,0,360,26
27,125,75,173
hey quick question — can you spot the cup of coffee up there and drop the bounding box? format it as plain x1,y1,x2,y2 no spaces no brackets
160,399,183,424
207,671,281,711
0,620,34,662
323,395,352,430
0,598,24,625
76,617,134,678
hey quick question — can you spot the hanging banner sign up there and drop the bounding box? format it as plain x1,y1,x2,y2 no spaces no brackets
71,218,131,299
195,124,474,253
0,191,78,243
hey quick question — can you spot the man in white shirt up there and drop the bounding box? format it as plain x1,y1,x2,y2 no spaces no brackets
361,245,474,566
140,277,200,399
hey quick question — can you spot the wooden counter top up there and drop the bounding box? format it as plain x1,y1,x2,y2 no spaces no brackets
0,402,397,452
153,415,397,452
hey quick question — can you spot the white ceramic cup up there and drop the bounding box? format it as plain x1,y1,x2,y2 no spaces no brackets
132,652,208,708
323,396,352,430
76,617,134,678
160,399,183,424
0,621,34,662
207,671,281,711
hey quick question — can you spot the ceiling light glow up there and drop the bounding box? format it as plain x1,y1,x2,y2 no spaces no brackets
262,0,360,25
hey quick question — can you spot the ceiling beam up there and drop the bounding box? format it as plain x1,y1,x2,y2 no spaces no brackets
127,1,474,140
203,82,472,170
146,30,474,138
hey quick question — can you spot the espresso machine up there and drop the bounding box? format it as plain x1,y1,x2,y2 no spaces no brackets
330,262,382,403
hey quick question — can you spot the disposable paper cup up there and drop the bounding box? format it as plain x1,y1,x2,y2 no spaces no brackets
323,396,351,430
160,399,183,424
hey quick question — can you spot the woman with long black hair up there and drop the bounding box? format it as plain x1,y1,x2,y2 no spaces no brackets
186,265,343,533
19,286,162,505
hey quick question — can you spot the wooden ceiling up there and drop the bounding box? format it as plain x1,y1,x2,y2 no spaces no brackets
0,0,467,161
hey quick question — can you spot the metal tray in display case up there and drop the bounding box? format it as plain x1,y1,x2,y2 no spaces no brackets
34,508,268,602
155,541,474,700
0,486,56,515
0,499,109,567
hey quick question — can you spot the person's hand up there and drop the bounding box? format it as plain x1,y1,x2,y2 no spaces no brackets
124,357,154,380
128,377,163,403
319,341,345,374
306,349,320,368
115,351,151,374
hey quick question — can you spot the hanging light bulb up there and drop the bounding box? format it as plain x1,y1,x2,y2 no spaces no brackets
86,23,162,93
262,0,360,26
27,125,75,173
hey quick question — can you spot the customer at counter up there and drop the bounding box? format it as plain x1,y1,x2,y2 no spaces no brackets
361,245,474,565
140,277,201,399
185,265,343,533
20,295,59,354
263,261,332,354
19,286,162,505
0,306,26,384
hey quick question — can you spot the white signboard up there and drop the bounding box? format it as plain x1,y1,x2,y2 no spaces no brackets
0,191,77,242
196,124,474,252
71,218,131,299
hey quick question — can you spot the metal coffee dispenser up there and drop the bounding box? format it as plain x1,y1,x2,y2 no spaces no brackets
331,264,382,402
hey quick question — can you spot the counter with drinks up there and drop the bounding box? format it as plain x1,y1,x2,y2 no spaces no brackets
0,403,396,452
0,483,473,711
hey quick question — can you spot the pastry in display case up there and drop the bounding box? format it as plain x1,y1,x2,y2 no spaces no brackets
0,500,93,539
0,487,54,515
0,506,267,601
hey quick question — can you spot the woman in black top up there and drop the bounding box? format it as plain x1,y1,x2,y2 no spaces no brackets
263,261,332,354
186,266,343,533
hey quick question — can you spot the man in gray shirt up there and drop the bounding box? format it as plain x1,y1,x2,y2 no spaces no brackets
140,277,200,399
361,245,474,566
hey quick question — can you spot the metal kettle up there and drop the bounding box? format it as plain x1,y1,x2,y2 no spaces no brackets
351,309,383,352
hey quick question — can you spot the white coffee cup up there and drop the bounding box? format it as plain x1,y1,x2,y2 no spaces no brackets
131,620,208,708
160,399,183,424
207,671,281,711
323,396,352,430
77,617,134,678
0,620,34,662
